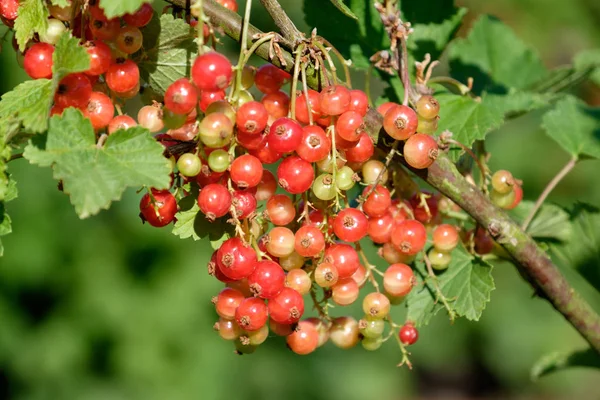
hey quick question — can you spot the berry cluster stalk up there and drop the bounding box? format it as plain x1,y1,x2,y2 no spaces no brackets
170,0,600,353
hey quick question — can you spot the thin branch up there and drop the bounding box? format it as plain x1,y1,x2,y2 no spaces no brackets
522,157,578,230
258,0,304,46
163,0,600,354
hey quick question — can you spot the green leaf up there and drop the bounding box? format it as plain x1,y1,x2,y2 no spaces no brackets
329,0,358,20
52,33,91,81
551,203,600,289
0,202,12,257
406,247,494,326
0,33,90,134
172,200,211,241
407,7,467,62
482,90,552,116
541,96,600,160
574,49,600,86
509,201,572,242
23,108,171,219
99,0,151,19
0,80,54,134
449,15,547,92
209,220,236,250
434,90,505,160
137,14,198,96
304,0,465,71
531,348,600,380
14,0,49,52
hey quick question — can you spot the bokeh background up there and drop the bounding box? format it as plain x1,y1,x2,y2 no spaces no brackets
1,0,600,399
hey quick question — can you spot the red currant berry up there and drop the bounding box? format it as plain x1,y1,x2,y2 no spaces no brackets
391,219,427,255
383,263,414,297
262,91,290,120
231,189,257,219
362,185,392,218
268,287,304,324
191,51,233,91
83,91,114,130
508,184,523,210
403,133,438,169
85,40,112,76
255,170,277,201
24,43,54,79
399,322,419,345
107,115,137,134
295,89,322,124
106,58,140,93
296,125,331,163
235,297,268,331
266,194,295,226
363,292,391,319
345,133,374,163
230,154,263,188
268,117,303,154
277,156,315,194
491,170,515,194
377,102,396,116
164,78,198,115
89,17,120,41
115,25,143,54
416,95,440,120
285,269,311,295
314,262,339,288
217,237,258,280
214,287,245,319
433,224,459,252
0,0,19,21
367,212,394,244
286,320,319,355
383,104,418,140
331,277,360,305
123,2,154,27
54,73,92,109
255,64,289,94
137,104,164,133
333,208,368,243
348,89,368,116
336,111,365,142
294,225,325,258
319,85,351,116
409,192,439,224
139,189,177,227
249,139,281,164
236,101,269,135
329,316,360,349
248,260,285,299
197,183,232,220
266,227,295,258
323,244,360,278
198,89,227,111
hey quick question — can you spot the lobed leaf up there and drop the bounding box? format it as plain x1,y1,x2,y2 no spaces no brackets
449,15,548,92
0,33,90,134
99,0,151,19
23,108,171,219
407,246,494,326
14,0,49,52
138,14,198,96
551,203,600,290
510,201,572,243
541,96,600,160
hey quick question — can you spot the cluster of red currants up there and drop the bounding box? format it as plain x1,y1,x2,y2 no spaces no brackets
2,0,522,358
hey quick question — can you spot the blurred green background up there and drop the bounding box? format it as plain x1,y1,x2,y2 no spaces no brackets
1,0,600,399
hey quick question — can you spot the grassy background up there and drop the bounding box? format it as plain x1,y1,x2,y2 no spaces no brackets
1,0,600,399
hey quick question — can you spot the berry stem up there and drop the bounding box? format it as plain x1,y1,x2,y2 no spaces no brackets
423,252,457,322
317,36,352,87
428,76,472,96
258,0,304,46
313,41,338,85
231,0,253,101
355,243,381,293
289,43,306,121
300,64,314,125
191,0,206,54
522,157,578,230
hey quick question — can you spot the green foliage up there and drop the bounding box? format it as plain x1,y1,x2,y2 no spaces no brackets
49,0,70,6
531,348,600,380
0,33,90,134
449,15,548,92
99,0,151,19
551,203,600,288
510,201,572,243
328,0,358,20
406,246,494,326
172,196,207,241
542,96,600,160
574,49,600,86
23,109,171,219
14,0,49,52
138,14,198,96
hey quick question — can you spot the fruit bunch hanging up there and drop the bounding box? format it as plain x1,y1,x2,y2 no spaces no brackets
5,0,598,369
